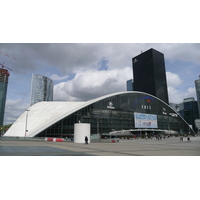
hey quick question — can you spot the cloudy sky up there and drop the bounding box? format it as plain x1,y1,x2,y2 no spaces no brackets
1,1,200,125
0,43,199,125
1,2,200,196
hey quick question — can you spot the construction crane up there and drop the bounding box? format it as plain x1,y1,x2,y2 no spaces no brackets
0,62,13,71
0,51,17,60
0,63,13,71
0,51,15,75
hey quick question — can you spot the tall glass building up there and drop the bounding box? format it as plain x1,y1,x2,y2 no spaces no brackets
126,79,133,91
178,97,199,131
195,76,200,117
132,48,169,104
30,74,54,106
0,68,9,125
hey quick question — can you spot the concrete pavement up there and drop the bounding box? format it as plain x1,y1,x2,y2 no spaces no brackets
0,137,200,156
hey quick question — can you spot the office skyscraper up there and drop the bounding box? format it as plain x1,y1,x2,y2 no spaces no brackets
132,48,169,104
126,79,133,91
195,75,200,116
178,97,199,130
0,68,9,125
30,74,54,106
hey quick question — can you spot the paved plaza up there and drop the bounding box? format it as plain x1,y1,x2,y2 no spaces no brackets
0,136,200,156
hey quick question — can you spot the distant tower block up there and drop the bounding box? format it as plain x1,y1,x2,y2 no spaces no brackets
30,74,54,106
195,75,200,116
0,68,9,125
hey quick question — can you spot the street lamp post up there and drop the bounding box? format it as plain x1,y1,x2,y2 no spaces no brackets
97,118,100,141
109,110,112,143
107,102,115,143
25,110,30,138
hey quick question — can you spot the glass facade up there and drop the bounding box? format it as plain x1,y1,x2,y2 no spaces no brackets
178,98,199,131
195,76,200,117
126,79,133,91
30,74,54,106
132,48,169,104
36,92,194,138
0,69,9,125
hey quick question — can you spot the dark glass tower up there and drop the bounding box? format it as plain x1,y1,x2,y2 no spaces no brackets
0,68,9,125
132,48,169,104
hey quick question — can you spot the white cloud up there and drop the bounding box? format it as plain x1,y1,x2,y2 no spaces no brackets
166,71,183,87
168,86,197,104
166,71,183,103
167,72,197,103
49,74,69,81
4,99,29,125
184,87,196,98
53,67,133,101
168,86,184,104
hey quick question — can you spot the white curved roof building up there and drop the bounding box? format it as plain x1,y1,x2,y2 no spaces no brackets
5,101,85,137
5,91,195,138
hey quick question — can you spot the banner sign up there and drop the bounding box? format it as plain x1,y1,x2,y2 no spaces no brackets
134,113,158,128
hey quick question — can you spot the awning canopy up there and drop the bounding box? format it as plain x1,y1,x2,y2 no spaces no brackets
109,129,178,135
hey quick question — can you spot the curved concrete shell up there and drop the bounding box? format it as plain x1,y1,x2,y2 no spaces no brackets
4,91,195,137
5,101,85,137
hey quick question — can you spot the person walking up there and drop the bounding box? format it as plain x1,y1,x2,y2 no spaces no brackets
85,136,88,144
